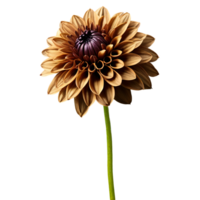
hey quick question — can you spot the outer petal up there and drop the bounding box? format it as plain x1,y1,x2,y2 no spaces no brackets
59,21,77,36
96,82,115,106
83,9,99,27
104,70,122,86
118,53,142,66
40,69,55,77
141,35,155,48
70,15,86,30
114,86,132,104
74,92,89,117
95,7,110,27
41,58,58,70
82,83,96,106
75,70,90,89
115,66,136,80
138,63,159,77
65,81,82,100
122,76,144,90
115,40,142,55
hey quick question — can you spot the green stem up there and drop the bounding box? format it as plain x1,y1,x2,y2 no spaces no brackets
103,106,115,200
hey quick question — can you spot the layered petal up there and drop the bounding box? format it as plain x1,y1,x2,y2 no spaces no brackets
95,7,110,27
118,53,141,66
115,40,141,54
74,92,89,117
114,86,132,104
70,15,86,30
89,71,104,95
59,21,77,36
122,76,144,90
82,83,96,106
131,65,152,89
96,82,115,106
115,66,136,80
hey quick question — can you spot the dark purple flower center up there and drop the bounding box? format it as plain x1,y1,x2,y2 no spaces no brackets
75,30,107,59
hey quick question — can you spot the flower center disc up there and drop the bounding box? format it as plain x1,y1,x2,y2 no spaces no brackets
75,30,107,59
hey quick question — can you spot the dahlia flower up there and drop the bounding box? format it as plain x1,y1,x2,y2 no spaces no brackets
41,6,159,117
39,6,161,200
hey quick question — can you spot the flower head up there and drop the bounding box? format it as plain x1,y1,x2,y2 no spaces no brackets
41,7,159,117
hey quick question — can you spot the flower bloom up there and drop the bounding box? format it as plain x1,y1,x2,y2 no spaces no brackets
41,7,159,117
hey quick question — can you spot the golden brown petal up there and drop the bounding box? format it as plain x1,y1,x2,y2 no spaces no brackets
75,70,90,89
118,53,141,67
104,70,122,86
59,21,77,36
42,47,63,58
115,40,141,55
89,71,104,95
115,66,136,80
40,69,54,77
110,22,128,39
111,59,124,69
122,76,144,90
100,66,114,79
96,82,115,106
118,13,131,25
47,72,64,94
74,92,89,117
52,37,69,48
107,14,120,35
41,58,58,70
141,35,155,48
142,48,159,62
95,6,110,27
106,44,114,55
64,68,79,85
84,9,99,28
98,49,106,59
110,49,123,57
131,65,152,89
128,21,140,28
47,37,55,46
122,27,139,41
66,81,82,100
82,83,96,106
134,32,147,41
114,86,132,104
51,62,67,73
133,48,153,63
58,86,67,102
139,63,159,77
70,15,86,30
110,36,122,48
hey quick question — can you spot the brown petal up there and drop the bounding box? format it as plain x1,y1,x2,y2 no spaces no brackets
116,66,136,80
128,21,140,29
139,63,159,77
141,35,155,47
40,69,54,77
114,86,132,104
122,27,139,41
89,71,104,95
47,37,55,46
64,68,79,84
70,15,86,30
110,22,128,39
41,58,58,70
118,13,131,25
52,37,69,48
96,82,115,106
82,83,96,106
104,70,122,86
75,70,90,89
59,21,77,36
100,66,114,79
108,14,120,34
110,36,122,48
74,92,89,117
110,49,122,57
47,72,63,94
122,75,144,90
83,9,99,27
66,81,82,100
131,65,152,89
58,86,67,102
111,59,124,69
95,6,110,27
42,46,59,57
115,40,141,54
118,53,141,66
133,48,153,63
143,48,159,62
106,44,113,55
134,32,147,41
98,49,106,60
51,62,67,73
